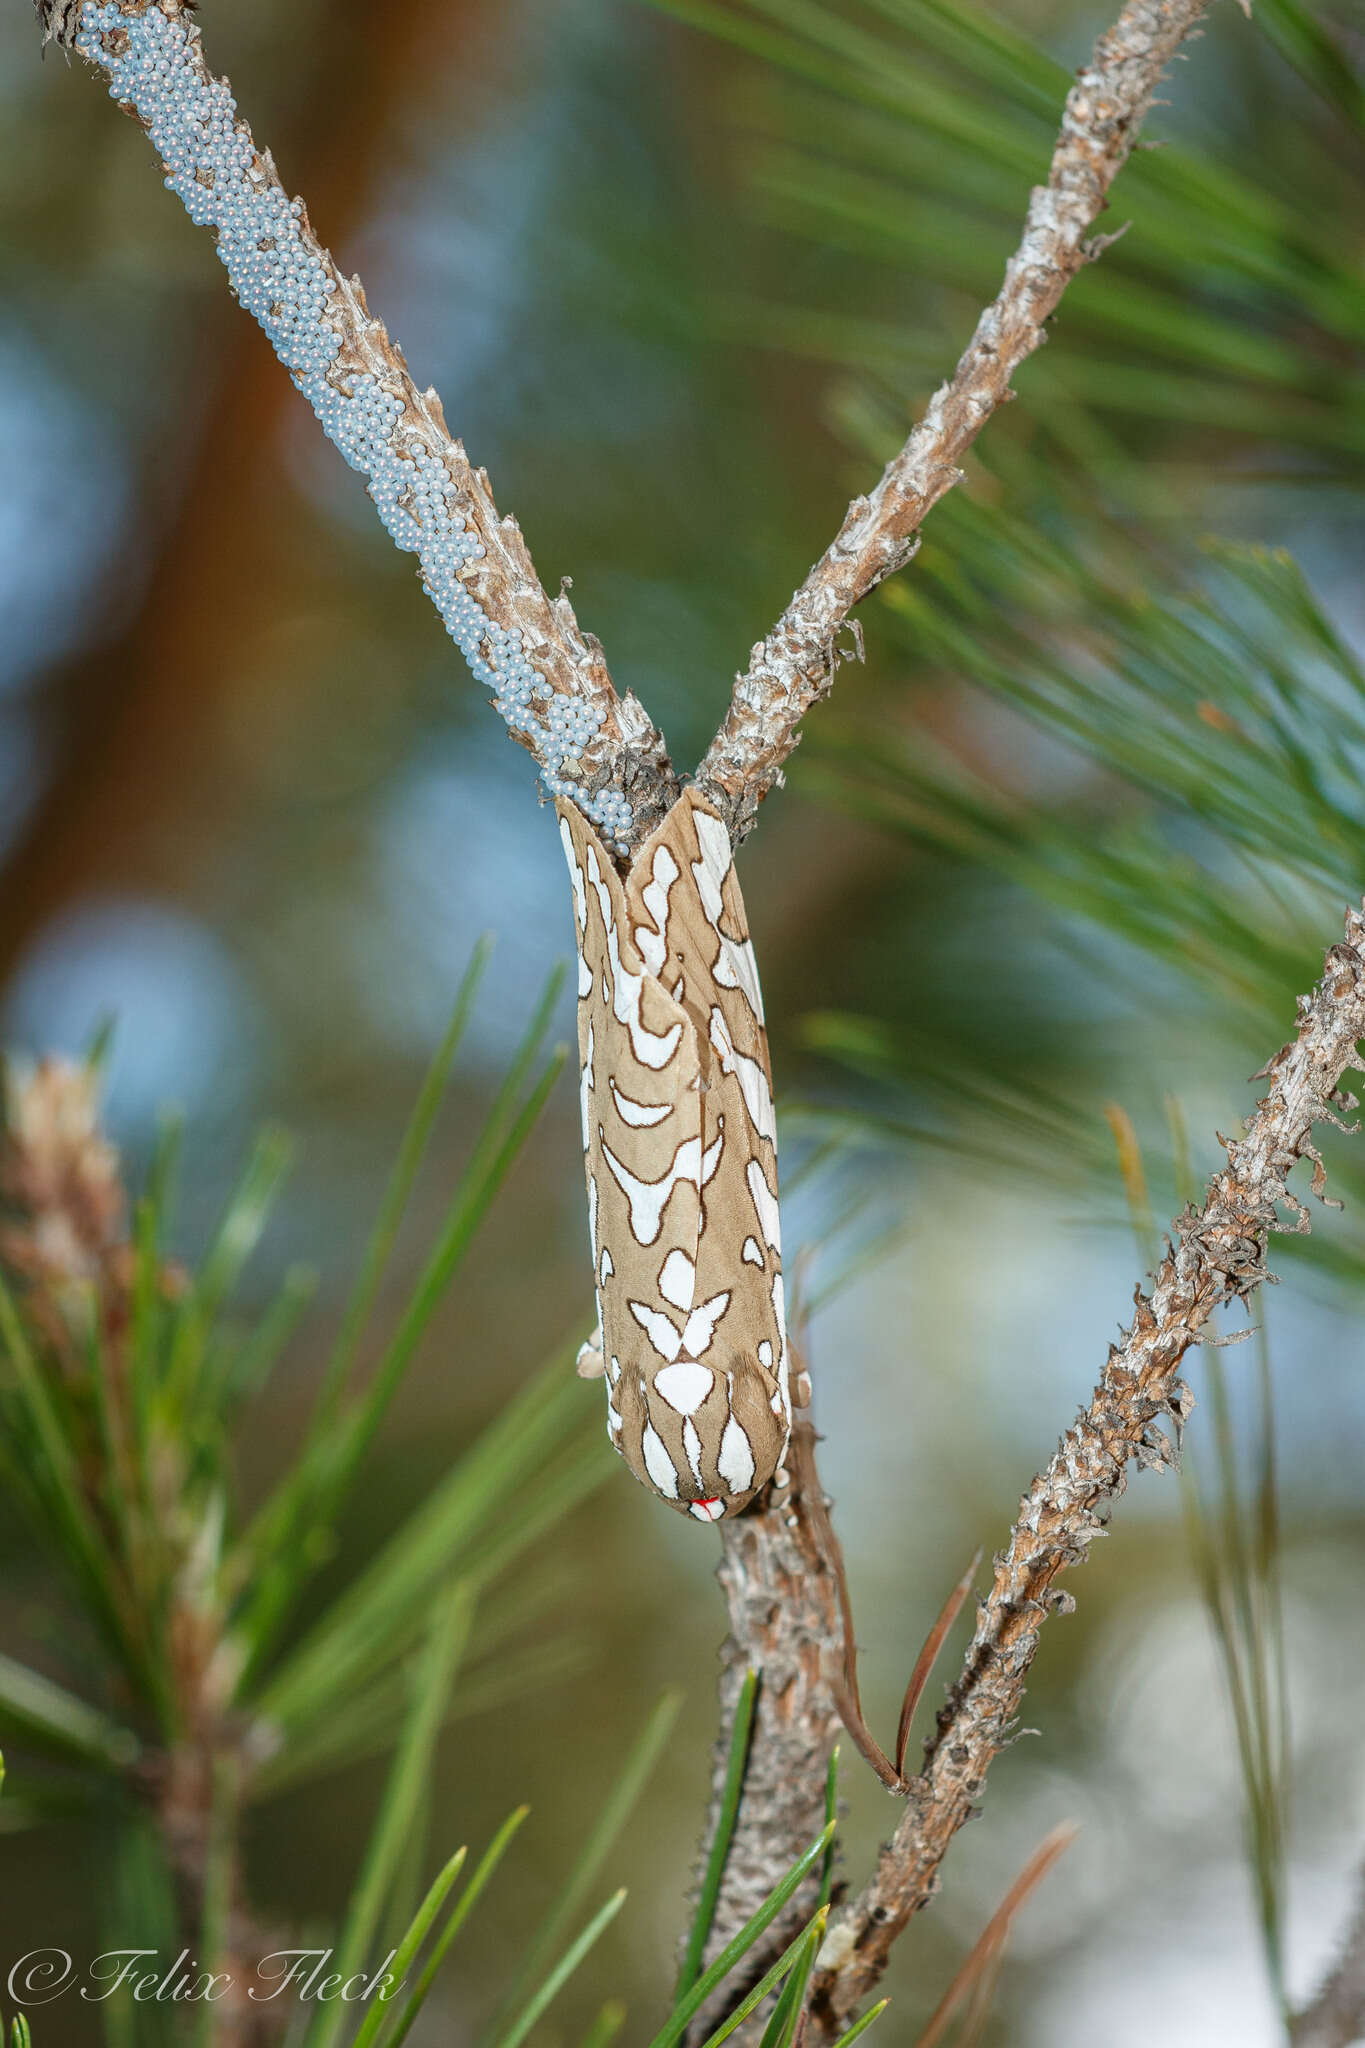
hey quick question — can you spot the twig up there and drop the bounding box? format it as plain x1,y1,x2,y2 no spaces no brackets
687,1382,846,2041
45,0,680,851
3,0,488,985
809,905,1365,2034
692,0,1217,844
1291,1858,1365,2048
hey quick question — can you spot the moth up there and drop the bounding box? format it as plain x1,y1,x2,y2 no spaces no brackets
557,788,789,1522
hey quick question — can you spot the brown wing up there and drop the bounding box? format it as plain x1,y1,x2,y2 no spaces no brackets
558,791,789,1522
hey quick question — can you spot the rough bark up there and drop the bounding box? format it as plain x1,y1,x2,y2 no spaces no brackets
687,1400,845,2040
693,0,1218,845
6,0,515,980
809,908,1365,2034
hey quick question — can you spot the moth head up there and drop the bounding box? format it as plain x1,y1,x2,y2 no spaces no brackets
612,1352,789,1522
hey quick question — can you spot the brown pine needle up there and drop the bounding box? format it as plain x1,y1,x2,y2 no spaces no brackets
895,1548,983,1782
914,1822,1079,2048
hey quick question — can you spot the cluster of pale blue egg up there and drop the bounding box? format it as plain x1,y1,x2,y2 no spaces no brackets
74,0,634,846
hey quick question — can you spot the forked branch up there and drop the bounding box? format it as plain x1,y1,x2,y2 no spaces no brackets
40,0,1220,855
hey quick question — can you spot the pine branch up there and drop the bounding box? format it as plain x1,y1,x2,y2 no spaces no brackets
0,1055,286,2046
2,0,490,987
692,0,1224,844
809,904,1365,2036
43,0,680,851
686,1388,845,2040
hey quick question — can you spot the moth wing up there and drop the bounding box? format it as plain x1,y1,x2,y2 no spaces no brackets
626,793,788,1436
557,797,705,1385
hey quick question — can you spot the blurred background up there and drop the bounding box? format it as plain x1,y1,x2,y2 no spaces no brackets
1,0,1364,2040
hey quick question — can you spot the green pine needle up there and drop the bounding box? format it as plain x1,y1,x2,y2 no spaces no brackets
317,936,493,1428
345,1844,469,2048
304,1584,473,2048
491,1690,682,2037
677,1668,762,1997
756,1910,826,2048
577,2002,628,2048
694,1912,822,2048
829,1999,890,2046
490,1889,629,2048
375,1807,531,2048
648,1821,836,2048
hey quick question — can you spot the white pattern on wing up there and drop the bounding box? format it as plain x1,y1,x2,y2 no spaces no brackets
641,1424,679,1497
580,1019,596,1150
655,1361,714,1417
718,1414,756,1491
629,1301,683,1361
599,1246,614,1284
708,1008,776,1147
658,1248,696,1311
681,1292,731,1358
745,1156,782,1253
683,1417,705,1484
742,1236,765,1269
690,808,765,1025
559,821,595,998
601,1129,722,1246
634,842,679,977
690,807,730,924
585,844,683,1071
712,933,765,1026
561,819,588,929
771,1272,789,1415
609,1080,673,1129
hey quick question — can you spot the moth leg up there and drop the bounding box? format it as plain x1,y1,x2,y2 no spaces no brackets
576,1325,607,1379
